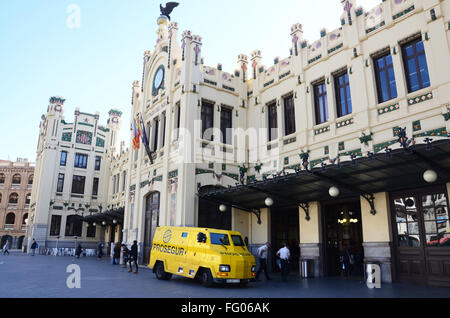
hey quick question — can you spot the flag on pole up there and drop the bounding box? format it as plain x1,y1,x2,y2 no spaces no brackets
132,118,140,150
139,114,154,165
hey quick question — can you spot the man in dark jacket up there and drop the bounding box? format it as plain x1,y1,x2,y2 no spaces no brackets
129,241,139,274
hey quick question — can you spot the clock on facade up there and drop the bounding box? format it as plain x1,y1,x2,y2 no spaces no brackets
152,65,165,95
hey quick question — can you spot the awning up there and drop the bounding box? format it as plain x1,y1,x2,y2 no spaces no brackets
199,139,450,215
81,207,125,225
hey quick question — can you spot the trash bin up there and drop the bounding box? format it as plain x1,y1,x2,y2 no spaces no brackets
301,259,314,278
364,261,381,288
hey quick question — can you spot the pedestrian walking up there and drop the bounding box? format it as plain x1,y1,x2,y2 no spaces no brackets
30,239,38,256
75,243,82,259
2,240,10,256
255,242,271,281
277,243,291,282
97,242,104,259
128,240,139,274
113,242,121,265
122,244,130,268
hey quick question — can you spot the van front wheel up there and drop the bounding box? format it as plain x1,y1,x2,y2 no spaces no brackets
200,269,214,287
155,262,172,281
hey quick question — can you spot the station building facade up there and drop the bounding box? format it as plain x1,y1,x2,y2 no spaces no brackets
25,96,124,252
26,0,450,287
122,0,450,287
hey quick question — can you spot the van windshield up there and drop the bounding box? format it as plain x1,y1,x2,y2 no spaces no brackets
231,235,245,247
210,233,230,246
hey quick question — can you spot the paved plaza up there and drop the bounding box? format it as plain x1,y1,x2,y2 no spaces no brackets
0,252,449,298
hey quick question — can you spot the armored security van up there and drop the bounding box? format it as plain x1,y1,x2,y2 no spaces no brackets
149,226,256,287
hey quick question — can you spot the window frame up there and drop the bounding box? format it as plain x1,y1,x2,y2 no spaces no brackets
373,53,398,103
220,106,233,145
313,81,329,125
401,37,431,93
57,173,65,193
201,101,214,141
71,175,86,195
334,71,352,118
267,102,278,142
283,95,296,136
60,151,68,167
74,153,88,169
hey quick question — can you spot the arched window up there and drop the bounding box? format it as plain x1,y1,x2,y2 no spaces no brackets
28,175,34,185
22,213,28,225
5,213,15,225
9,193,18,204
25,193,31,205
12,174,21,184
0,174,5,184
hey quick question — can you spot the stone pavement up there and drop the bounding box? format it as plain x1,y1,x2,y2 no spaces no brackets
0,253,449,298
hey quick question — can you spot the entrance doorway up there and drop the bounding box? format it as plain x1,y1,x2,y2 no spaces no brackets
198,186,231,230
270,206,300,273
143,192,160,265
323,200,364,278
391,186,450,287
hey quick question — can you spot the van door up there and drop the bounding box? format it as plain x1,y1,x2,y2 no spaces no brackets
174,230,189,276
186,231,207,277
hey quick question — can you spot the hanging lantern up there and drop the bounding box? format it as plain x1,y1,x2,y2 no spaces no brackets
329,186,340,198
265,197,274,207
423,170,438,183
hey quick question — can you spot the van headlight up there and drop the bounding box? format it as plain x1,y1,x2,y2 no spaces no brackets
219,265,231,272
251,265,256,273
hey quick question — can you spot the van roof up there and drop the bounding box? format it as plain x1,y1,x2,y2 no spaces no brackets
157,226,242,235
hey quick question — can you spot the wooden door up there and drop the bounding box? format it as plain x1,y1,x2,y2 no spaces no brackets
143,192,160,265
391,188,450,286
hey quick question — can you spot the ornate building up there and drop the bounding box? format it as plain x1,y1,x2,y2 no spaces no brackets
27,0,450,287
25,97,123,252
120,0,450,287
0,159,34,249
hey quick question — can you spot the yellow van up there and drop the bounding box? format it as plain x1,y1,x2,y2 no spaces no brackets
149,226,256,287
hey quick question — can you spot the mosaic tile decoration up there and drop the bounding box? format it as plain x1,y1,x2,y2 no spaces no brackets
408,92,433,106
413,127,448,138
378,103,400,115
373,140,397,154
336,118,354,128
393,5,415,20
315,126,330,135
61,132,72,143
283,137,297,145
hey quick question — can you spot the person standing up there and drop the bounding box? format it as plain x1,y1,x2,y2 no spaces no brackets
2,240,10,256
30,239,38,256
75,243,82,259
255,242,271,281
97,242,104,259
129,241,139,274
113,242,121,265
121,244,130,269
277,243,291,282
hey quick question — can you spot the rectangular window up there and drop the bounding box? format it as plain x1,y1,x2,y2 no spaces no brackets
87,224,96,238
122,171,126,192
161,113,166,148
71,175,86,195
74,153,88,169
334,72,353,118
267,103,278,141
60,151,67,166
92,177,99,196
49,215,61,236
65,215,82,237
95,156,101,171
220,107,232,145
152,118,159,151
201,101,214,141
314,81,329,125
283,95,296,136
175,102,181,140
374,53,398,103
401,38,430,93
57,173,65,193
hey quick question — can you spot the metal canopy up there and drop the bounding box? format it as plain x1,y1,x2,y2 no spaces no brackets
81,207,125,225
199,139,450,212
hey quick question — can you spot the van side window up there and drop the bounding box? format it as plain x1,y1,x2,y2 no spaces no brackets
182,232,188,238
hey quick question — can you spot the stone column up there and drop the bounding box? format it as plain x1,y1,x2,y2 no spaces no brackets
299,201,322,277
360,192,393,283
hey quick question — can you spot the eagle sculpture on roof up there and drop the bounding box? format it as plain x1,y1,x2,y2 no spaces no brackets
160,2,179,21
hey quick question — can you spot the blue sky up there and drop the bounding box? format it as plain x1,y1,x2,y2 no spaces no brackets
0,0,380,162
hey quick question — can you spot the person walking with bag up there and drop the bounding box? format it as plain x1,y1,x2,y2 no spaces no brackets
112,242,121,265
255,242,271,281
121,244,130,269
